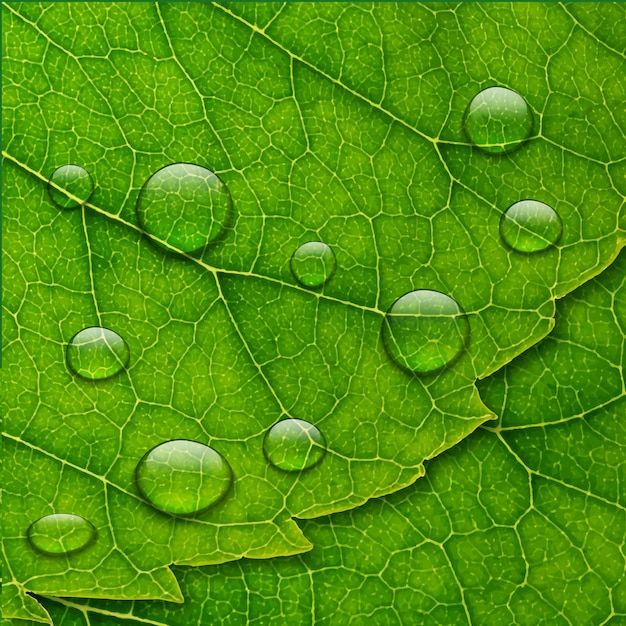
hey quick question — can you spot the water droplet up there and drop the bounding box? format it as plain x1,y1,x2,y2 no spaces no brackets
135,440,233,516
136,163,232,254
27,513,96,556
464,87,533,154
67,327,130,380
500,200,563,253
382,290,469,374
263,419,326,472
48,165,94,210
290,241,336,288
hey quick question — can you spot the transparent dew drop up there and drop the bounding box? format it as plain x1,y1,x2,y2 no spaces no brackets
500,200,563,253
67,327,130,381
27,513,96,556
382,290,470,374
135,440,233,516
48,165,94,210
263,419,327,472
464,86,534,154
136,163,233,254
290,241,336,288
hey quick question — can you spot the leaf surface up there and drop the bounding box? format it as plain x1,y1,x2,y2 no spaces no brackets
2,1,624,620
38,248,626,625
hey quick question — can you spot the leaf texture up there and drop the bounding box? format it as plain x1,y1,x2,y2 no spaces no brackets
2,1,625,621
38,247,626,625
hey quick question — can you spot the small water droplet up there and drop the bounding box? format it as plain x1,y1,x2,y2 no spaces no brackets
382,290,469,374
136,163,232,254
264,419,326,472
464,87,533,154
27,513,96,556
135,440,233,516
67,327,130,380
500,200,563,253
48,165,94,210
290,241,336,288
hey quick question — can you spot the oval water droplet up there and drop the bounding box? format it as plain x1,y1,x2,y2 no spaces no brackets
67,327,130,380
382,290,469,374
48,165,94,210
500,200,563,253
135,440,233,516
264,419,326,472
290,241,336,288
27,513,96,556
136,163,232,254
464,87,533,154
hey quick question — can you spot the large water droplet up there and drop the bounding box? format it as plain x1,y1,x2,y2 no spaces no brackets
67,327,130,380
382,290,469,374
135,440,233,516
500,200,563,253
464,87,533,154
263,419,326,472
290,241,336,288
27,513,96,556
48,165,94,210
136,163,232,254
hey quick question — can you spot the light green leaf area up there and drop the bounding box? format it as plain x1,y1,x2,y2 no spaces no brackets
39,248,626,626
2,1,625,621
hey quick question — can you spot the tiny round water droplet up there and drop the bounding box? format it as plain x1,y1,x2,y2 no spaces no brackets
135,440,233,516
500,200,563,253
382,290,469,374
290,241,336,288
27,513,96,556
264,419,326,472
48,165,94,210
67,327,130,380
136,163,232,254
464,87,533,154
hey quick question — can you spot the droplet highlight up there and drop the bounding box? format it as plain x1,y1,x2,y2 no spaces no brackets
48,165,94,210
464,86,533,154
290,241,336,288
264,419,326,472
500,200,563,253
27,513,96,556
135,440,233,516
67,327,130,380
136,163,232,254
382,290,469,374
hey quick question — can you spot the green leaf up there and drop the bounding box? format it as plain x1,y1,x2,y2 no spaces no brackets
38,247,626,625
3,1,624,618
479,250,626,430
1,583,53,626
